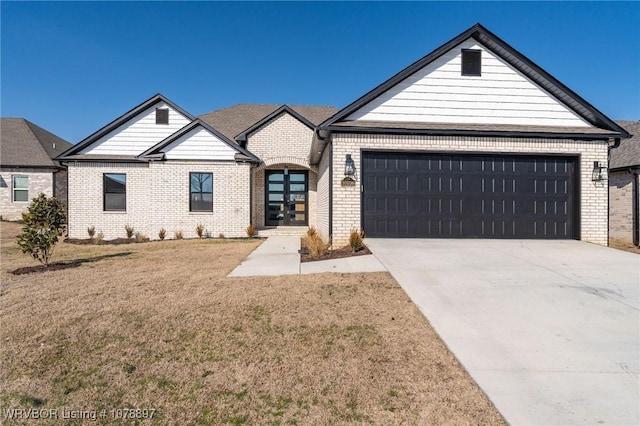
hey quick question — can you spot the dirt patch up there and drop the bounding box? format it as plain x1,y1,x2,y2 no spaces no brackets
609,239,640,254
1,221,505,425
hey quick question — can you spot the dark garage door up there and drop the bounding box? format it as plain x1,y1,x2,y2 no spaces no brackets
362,152,578,239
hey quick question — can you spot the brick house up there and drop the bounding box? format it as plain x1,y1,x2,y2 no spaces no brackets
58,23,628,246
609,121,639,246
0,118,72,220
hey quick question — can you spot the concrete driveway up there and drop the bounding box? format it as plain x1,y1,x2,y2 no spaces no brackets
366,239,639,426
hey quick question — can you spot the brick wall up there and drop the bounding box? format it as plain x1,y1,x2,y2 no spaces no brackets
246,112,318,228
329,134,609,247
67,161,251,240
0,168,54,220
608,171,635,244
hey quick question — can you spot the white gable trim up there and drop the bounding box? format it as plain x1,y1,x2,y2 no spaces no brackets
162,127,238,161
80,102,193,156
346,38,591,128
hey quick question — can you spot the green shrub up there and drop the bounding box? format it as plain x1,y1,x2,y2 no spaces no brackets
16,193,66,267
87,226,95,239
196,224,205,239
349,228,365,252
125,225,135,239
158,228,166,240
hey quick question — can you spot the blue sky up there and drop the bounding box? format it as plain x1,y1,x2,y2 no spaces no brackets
2,1,639,144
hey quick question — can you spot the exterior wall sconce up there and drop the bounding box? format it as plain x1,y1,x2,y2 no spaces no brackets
591,161,607,182
345,154,356,178
342,154,357,186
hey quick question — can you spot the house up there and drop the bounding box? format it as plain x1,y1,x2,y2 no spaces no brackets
57,95,336,240
609,121,639,246
58,23,628,246
0,118,72,220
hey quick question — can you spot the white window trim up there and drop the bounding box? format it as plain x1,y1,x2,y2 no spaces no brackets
12,175,29,203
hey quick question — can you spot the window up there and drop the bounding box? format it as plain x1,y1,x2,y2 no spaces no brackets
461,49,482,76
190,173,213,212
104,173,126,211
12,175,28,202
156,108,169,125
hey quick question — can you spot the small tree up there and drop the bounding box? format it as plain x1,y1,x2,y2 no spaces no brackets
16,194,66,267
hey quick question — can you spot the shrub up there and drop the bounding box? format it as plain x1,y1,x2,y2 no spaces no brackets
96,232,104,244
135,233,149,243
196,224,205,239
16,194,66,267
302,227,329,257
246,224,256,238
349,228,365,252
174,230,183,240
87,226,95,239
125,225,135,239
218,233,225,239
158,228,166,240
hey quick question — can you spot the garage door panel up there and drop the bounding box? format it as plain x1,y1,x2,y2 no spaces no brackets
362,152,577,239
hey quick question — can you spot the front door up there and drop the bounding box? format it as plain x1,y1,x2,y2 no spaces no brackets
266,170,308,226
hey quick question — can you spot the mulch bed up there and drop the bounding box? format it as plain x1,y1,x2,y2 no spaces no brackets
300,245,372,263
65,237,145,245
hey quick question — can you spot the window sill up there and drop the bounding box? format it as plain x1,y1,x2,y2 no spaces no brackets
103,210,127,214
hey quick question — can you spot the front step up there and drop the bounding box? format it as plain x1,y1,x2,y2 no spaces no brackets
255,226,308,237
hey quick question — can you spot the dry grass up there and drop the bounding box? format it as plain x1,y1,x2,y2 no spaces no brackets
0,221,504,425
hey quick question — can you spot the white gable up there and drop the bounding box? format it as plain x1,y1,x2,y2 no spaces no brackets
81,102,192,156
347,39,591,128
162,127,238,160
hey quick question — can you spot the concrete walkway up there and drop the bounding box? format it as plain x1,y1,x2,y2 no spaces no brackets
227,236,386,277
367,238,640,426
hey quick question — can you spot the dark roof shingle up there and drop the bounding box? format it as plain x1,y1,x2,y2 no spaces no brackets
199,104,338,142
1,118,72,167
611,121,640,170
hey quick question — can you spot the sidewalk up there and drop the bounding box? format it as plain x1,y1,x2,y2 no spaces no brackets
227,236,386,277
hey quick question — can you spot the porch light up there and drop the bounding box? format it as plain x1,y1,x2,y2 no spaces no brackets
592,161,607,182
345,154,356,178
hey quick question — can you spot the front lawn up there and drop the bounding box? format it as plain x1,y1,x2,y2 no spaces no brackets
0,221,504,425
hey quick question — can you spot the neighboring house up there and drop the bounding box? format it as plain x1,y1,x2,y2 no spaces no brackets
58,23,628,246
0,118,72,220
609,121,639,246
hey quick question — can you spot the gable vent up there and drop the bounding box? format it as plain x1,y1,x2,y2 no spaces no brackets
462,49,482,76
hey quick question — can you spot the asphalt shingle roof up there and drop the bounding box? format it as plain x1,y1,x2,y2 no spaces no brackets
611,121,640,170
199,104,338,142
1,118,72,167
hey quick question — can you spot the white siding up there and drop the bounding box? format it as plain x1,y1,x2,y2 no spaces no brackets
347,39,591,128
163,127,237,160
81,102,192,156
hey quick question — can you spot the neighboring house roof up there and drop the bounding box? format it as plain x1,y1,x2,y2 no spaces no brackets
58,93,196,159
319,23,628,139
140,119,260,163
610,121,640,170
0,118,72,168
199,104,338,144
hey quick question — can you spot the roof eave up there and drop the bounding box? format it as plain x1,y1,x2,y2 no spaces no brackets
61,94,196,158
326,125,620,140
235,105,316,143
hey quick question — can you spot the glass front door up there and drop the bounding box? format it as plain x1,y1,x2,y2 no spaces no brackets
266,170,307,226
